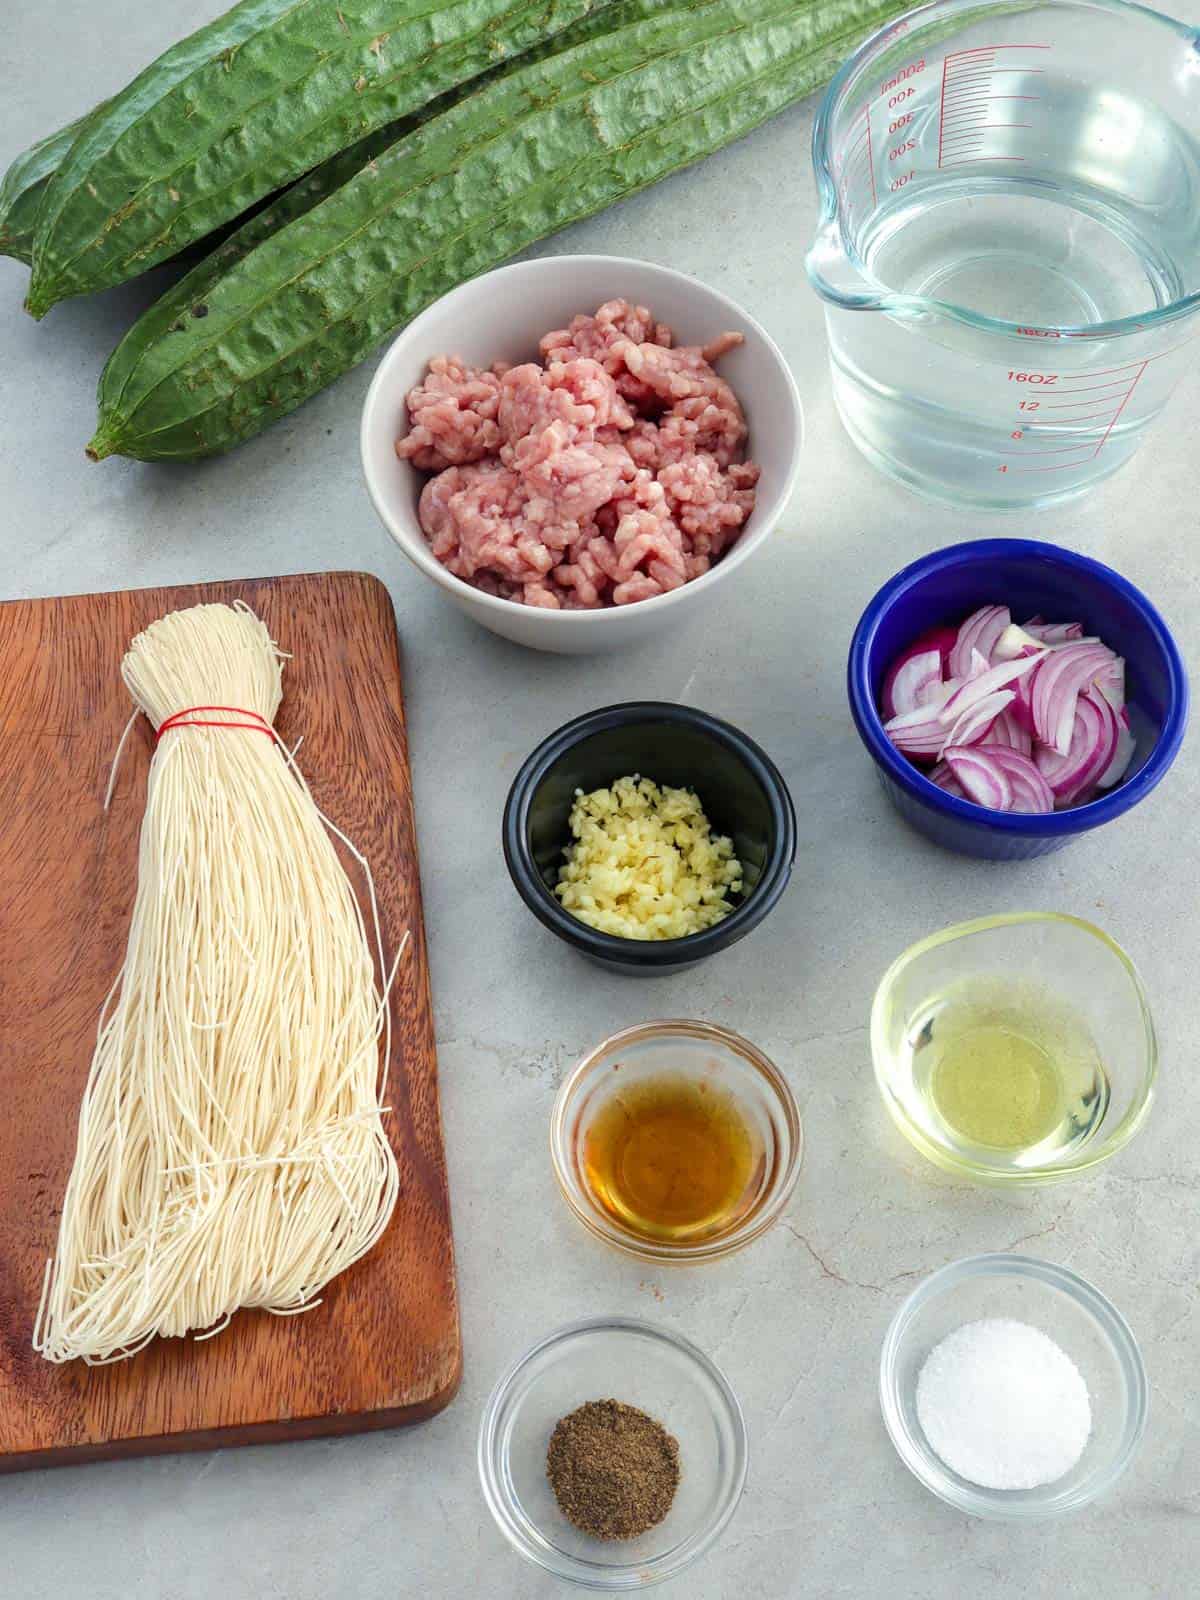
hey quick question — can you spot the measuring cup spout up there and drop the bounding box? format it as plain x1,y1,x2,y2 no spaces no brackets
805,219,889,312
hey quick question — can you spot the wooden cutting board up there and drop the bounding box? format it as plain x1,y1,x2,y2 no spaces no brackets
0,571,460,1472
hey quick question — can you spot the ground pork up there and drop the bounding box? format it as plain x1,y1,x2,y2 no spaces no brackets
394,356,505,471
398,300,760,607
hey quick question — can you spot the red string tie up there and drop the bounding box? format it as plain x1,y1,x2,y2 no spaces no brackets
155,706,278,744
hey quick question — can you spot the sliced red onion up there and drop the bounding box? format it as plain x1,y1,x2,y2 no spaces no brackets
919,677,956,710
928,760,967,799
879,605,1137,812
1098,714,1136,788
1022,617,1084,645
884,703,947,760
1029,640,1119,756
1009,649,1041,735
975,744,1055,813
1035,689,1118,804
988,706,1033,756
882,627,960,715
992,622,1046,662
883,648,943,718
1095,655,1126,713
937,651,1045,726
940,689,1015,755
949,605,1010,680
943,746,1013,810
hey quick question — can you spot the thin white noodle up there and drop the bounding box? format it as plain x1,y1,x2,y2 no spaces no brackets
34,603,405,1365
102,708,141,812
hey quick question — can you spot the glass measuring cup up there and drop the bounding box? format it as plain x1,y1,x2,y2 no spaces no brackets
806,0,1200,509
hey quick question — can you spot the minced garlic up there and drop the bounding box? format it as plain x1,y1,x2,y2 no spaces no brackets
555,775,743,940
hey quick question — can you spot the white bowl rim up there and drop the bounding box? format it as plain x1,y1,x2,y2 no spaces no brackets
360,253,804,624
878,1251,1149,1521
477,1313,749,1590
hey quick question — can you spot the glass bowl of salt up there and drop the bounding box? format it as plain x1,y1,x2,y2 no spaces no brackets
879,1253,1147,1519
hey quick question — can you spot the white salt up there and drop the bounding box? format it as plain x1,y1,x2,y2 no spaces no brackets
915,1316,1091,1490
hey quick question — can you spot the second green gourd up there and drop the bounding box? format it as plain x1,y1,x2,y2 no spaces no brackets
91,0,906,462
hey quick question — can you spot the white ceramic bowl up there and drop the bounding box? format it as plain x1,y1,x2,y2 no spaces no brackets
360,255,804,653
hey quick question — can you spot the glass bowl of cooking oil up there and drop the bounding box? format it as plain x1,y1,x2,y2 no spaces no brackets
551,1020,803,1263
872,914,1156,1185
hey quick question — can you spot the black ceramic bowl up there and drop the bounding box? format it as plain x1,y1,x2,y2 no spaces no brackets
502,703,797,975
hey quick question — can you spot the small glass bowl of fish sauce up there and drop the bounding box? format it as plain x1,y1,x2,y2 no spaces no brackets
871,914,1156,1185
551,1020,803,1263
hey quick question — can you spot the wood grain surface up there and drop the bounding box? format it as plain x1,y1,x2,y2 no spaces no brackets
0,571,460,1473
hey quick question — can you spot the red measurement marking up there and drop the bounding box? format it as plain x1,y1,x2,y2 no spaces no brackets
1092,362,1147,455
1006,456,1100,466
937,44,1046,169
844,120,871,152
1003,348,1159,472
1045,379,1137,396
1004,440,1108,456
942,126,1029,140
1059,358,1157,379
1049,403,1132,416
865,103,877,206
1044,395,1126,407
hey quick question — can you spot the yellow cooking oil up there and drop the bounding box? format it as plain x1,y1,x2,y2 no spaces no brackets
906,977,1110,1165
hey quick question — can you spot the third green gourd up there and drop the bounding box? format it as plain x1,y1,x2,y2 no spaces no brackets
25,0,615,317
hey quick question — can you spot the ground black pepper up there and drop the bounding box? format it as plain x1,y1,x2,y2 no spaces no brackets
546,1398,680,1541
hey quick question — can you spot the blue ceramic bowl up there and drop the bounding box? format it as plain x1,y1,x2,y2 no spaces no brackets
847,539,1188,860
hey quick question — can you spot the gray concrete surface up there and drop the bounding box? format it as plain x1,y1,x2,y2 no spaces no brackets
2,4,1198,1596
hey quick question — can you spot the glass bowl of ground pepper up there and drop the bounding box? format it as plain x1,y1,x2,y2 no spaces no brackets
478,1316,748,1588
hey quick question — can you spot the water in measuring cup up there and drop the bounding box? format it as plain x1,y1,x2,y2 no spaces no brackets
827,85,1196,509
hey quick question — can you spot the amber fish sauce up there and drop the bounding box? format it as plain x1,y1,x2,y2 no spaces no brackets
581,1074,764,1243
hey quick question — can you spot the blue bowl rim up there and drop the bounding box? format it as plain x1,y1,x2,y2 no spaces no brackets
502,700,797,967
847,538,1189,836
